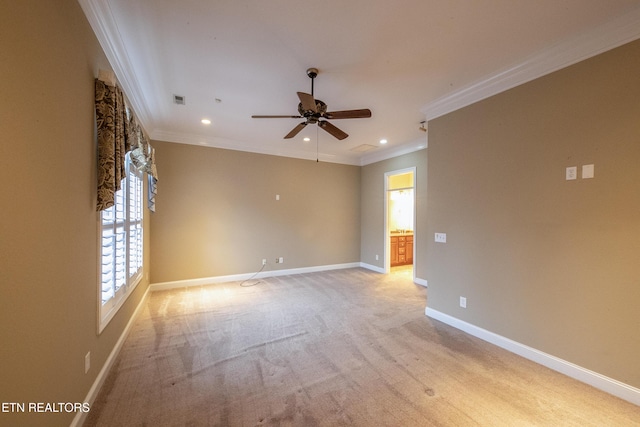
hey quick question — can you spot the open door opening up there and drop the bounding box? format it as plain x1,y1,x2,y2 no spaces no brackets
385,168,416,280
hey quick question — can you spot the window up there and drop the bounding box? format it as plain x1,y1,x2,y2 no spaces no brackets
99,154,144,331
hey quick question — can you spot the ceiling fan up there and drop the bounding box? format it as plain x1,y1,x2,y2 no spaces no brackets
252,68,372,140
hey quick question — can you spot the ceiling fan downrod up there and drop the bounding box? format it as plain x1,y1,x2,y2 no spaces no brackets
307,68,318,96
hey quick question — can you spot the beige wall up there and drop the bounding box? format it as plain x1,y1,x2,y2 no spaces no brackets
427,40,640,388
149,142,361,283
360,150,428,279
0,1,150,425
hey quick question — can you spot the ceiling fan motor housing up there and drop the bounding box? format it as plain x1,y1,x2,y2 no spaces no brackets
298,99,327,122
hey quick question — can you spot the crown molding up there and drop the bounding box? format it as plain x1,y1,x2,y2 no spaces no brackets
78,0,155,133
151,130,364,165
152,129,428,167
421,6,640,121
80,1,640,163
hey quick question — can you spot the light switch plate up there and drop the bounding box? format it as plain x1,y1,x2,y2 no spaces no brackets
582,164,594,179
566,166,577,180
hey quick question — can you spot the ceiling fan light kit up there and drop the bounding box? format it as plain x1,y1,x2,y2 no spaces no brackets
252,68,371,140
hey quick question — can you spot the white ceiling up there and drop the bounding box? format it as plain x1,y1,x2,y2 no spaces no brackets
80,0,640,165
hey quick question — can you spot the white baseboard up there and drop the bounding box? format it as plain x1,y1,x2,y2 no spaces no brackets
71,285,152,427
150,262,362,291
151,263,425,292
414,277,428,288
425,307,640,406
359,262,385,274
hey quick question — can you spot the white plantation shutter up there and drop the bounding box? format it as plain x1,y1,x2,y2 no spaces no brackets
128,165,143,277
99,155,144,331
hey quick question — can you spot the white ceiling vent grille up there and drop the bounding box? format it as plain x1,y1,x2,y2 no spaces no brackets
173,94,186,105
350,144,378,152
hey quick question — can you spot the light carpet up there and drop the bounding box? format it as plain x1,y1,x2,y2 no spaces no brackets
85,268,640,426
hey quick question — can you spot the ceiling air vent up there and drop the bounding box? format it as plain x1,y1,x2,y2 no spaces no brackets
350,144,378,152
173,94,186,105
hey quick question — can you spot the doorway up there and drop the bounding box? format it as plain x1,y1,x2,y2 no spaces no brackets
384,168,416,279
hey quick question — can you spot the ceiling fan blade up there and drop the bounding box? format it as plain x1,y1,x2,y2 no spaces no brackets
284,122,307,139
319,121,348,140
252,115,302,118
325,109,372,119
297,92,317,113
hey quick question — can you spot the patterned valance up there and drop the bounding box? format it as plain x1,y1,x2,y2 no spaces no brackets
95,77,157,211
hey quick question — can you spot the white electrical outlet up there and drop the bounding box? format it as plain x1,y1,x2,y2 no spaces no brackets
460,297,467,308
566,166,577,180
262,259,267,265
435,233,447,243
375,254,379,261
84,352,91,374
279,257,284,264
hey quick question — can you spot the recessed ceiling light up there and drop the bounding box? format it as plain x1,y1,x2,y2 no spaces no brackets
380,139,388,144
201,119,211,125
303,137,311,142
